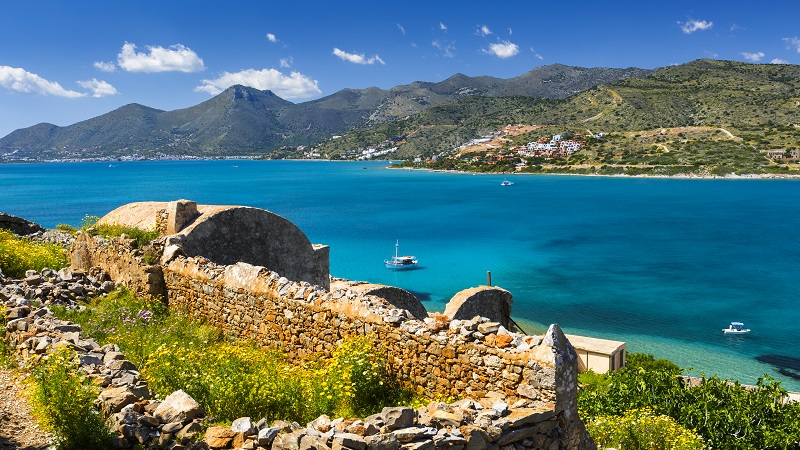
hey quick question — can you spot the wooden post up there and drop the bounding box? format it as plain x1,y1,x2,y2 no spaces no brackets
487,271,492,286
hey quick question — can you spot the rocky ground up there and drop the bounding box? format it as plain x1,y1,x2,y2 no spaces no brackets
0,369,54,450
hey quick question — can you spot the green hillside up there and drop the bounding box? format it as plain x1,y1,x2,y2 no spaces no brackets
315,60,800,176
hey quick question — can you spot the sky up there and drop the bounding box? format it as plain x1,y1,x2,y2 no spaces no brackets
1,0,799,138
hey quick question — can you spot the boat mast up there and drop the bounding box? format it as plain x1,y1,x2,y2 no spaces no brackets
395,240,399,258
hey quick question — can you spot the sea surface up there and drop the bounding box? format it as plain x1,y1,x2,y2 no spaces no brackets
2,160,799,391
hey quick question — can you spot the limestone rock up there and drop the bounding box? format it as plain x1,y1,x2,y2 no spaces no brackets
154,390,204,424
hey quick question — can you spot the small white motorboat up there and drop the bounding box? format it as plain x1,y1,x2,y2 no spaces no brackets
723,321,750,335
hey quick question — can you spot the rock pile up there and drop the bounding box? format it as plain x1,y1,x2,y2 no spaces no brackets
1,267,116,308
201,400,561,450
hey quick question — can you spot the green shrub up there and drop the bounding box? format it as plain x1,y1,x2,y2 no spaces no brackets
587,408,705,450
579,355,800,449
55,223,77,233
28,345,112,450
80,215,160,248
0,229,68,278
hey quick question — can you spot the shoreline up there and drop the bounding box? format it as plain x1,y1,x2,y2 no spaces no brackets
4,157,800,179
391,165,800,180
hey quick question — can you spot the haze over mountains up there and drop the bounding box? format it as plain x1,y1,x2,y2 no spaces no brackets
0,65,650,160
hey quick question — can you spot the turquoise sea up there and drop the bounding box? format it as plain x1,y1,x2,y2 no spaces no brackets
2,160,799,391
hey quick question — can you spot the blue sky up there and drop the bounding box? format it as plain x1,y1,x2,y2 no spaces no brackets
1,0,798,138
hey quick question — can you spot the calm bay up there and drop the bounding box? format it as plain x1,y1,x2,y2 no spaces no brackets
2,160,799,390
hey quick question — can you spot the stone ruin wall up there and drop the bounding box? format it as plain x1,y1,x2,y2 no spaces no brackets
68,231,592,449
161,256,590,448
70,233,166,298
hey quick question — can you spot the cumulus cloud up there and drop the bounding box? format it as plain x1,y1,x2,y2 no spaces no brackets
0,66,85,97
741,51,765,62
397,23,405,35
77,78,118,97
771,58,789,64
439,22,447,31
117,42,205,73
280,57,293,68
266,33,278,43
485,40,519,59
784,36,800,53
678,19,713,34
93,61,116,72
478,25,492,36
332,48,385,65
432,40,455,58
194,68,321,99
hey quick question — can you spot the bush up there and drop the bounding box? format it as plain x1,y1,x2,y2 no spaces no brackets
578,354,800,449
28,345,112,450
588,408,705,450
0,229,68,278
80,215,160,248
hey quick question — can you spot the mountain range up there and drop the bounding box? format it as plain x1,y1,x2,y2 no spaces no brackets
0,65,651,160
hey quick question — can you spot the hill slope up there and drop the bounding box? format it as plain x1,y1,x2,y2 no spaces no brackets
0,65,651,161
315,59,800,167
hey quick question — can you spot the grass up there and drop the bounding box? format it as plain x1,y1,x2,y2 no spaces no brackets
28,345,112,450
53,288,415,423
80,215,160,248
0,229,68,279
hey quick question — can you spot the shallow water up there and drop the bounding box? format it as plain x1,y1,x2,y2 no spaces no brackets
2,160,799,390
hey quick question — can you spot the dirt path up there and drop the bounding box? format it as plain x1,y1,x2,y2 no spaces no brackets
0,369,54,450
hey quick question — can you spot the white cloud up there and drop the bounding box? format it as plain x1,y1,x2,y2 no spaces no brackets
77,78,118,97
678,19,713,34
397,23,405,35
117,42,205,73
432,40,455,58
784,36,800,53
705,50,719,58
478,25,492,37
485,40,519,59
508,27,513,35
530,48,544,60
332,48,385,65
439,22,447,31
194,68,321,99
741,51,765,62
279,57,293,68
93,61,116,72
0,66,85,97
266,33,278,43
771,58,789,64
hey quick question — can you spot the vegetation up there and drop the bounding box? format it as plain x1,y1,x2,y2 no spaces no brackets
0,229,68,278
587,408,705,450
80,215,160,248
579,353,800,449
28,345,112,450
53,288,413,423
317,60,800,176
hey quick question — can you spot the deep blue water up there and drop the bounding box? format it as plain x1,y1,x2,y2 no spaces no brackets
2,160,799,390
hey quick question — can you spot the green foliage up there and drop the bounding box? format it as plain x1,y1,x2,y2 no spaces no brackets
626,353,681,375
578,353,800,449
28,345,112,450
55,223,77,233
587,408,705,450
55,288,412,424
80,215,160,248
0,229,68,278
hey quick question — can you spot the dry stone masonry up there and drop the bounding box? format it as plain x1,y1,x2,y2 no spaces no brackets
36,200,594,448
